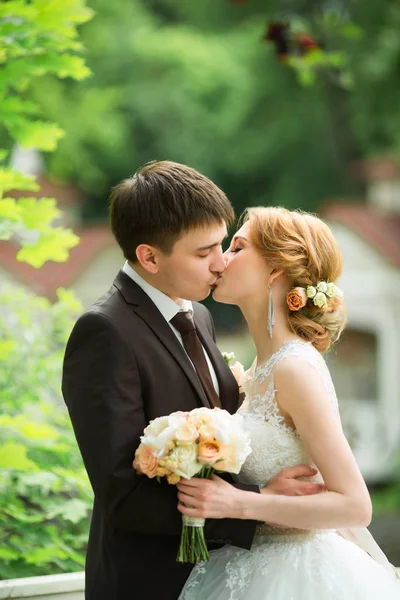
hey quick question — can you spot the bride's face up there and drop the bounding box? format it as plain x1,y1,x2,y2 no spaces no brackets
212,221,271,306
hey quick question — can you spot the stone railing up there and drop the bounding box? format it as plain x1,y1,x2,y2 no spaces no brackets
0,572,84,599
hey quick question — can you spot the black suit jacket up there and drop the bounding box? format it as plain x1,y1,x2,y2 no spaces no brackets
62,271,258,600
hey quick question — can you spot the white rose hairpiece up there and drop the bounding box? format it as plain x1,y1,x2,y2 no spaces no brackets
286,281,343,312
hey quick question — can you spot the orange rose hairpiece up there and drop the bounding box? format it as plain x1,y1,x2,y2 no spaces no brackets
286,287,308,311
287,281,344,311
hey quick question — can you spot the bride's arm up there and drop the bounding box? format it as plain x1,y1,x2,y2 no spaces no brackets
177,357,372,530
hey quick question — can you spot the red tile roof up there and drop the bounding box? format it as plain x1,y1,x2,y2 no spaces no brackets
351,157,400,181
0,225,116,300
324,204,400,269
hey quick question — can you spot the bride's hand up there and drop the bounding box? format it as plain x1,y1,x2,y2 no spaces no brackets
177,475,246,520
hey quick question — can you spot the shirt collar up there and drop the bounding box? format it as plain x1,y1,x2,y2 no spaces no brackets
122,261,193,322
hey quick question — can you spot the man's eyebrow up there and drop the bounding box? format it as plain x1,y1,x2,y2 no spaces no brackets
196,233,228,252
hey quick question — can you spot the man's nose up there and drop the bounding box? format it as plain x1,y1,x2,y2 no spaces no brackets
211,249,226,274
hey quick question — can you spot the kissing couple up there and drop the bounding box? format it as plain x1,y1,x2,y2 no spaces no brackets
62,161,400,600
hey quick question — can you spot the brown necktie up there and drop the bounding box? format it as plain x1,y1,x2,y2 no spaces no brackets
170,311,221,408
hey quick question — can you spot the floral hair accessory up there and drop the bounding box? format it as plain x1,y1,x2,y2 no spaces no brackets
287,281,343,311
286,287,307,311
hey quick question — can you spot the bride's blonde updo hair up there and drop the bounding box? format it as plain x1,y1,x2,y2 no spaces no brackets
244,206,347,353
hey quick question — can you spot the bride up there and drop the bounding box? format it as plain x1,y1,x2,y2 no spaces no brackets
177,207,400,599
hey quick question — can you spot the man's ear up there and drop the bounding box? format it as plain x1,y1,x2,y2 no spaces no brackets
135,244,160,274
269,268,284,285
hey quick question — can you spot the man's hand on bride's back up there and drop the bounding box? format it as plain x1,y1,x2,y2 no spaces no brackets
263,464,326,496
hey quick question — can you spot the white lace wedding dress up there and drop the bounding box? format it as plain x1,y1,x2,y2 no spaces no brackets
179,340,400,600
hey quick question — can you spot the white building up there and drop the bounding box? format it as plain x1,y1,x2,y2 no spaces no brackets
324,157,400,483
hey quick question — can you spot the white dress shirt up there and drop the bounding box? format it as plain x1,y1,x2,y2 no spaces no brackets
122,261,220,395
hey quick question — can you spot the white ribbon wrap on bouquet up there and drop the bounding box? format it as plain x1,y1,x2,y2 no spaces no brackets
183,515,206,528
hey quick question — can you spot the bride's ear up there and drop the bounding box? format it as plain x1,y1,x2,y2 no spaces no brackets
268,268,284,285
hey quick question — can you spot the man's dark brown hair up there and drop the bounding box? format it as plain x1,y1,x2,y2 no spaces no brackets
110,160,235,261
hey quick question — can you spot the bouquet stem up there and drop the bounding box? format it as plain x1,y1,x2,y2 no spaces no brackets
177,465,214,563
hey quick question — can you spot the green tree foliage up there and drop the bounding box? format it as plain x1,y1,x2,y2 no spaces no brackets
23,0,400,221
0,171,80,267
0,0,93,265
0,284,93,579
0,0,94,579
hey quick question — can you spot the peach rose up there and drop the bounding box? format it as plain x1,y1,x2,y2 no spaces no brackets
197,440,224,465
287,287,307,311
156,466,171,477
167,473,180,485
133,445,158,478
230,361,246,387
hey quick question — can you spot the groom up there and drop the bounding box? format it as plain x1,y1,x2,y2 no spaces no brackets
62,161,323,600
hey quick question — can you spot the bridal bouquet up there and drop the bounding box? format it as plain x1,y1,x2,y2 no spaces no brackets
133,407,252,563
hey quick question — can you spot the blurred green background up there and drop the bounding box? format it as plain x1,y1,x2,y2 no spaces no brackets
1,0,400,581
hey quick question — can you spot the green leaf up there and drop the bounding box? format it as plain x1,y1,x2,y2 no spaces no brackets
0,197,20,219
16,471,58,495
46,498,90,524
56,287,83,312
20,421,60,441
297,69,316,86
13,120,65,151
16,226,80,267
25,545,67,565
0,442,36,470
341,22,364,40
44,53,92,80
0,169,39,194
0,338,15,360
18,197,61,230
0,547,20,561
327,52,346,69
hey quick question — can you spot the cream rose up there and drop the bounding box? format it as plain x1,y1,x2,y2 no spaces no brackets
313,291,328,308
326,282,337,297
142,412,188,457
286,287,307,311
198,424,215,441
171,444,202,479
175,422,199,445
306,285,317,298
317,281,328,293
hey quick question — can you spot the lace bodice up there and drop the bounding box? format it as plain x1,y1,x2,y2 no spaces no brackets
180,340,400,600
237,340,339,490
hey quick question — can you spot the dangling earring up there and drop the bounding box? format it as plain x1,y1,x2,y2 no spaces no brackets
268,283,275,339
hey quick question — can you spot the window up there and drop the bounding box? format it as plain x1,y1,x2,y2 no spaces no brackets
327,328,378,401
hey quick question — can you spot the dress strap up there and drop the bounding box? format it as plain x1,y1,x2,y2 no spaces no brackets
255,340,314,383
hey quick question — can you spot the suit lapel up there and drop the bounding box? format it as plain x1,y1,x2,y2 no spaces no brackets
194,311,239,415
114,271,211,409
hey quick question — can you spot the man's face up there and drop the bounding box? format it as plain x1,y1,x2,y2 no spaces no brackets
155,222,227,302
